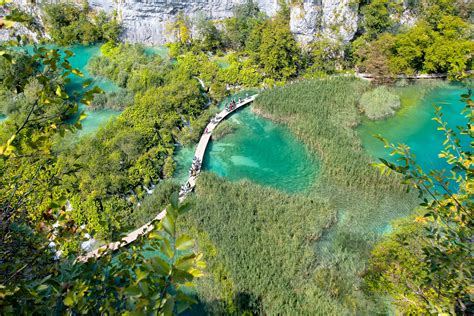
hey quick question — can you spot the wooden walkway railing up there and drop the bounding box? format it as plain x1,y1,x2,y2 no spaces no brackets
77,94,257,261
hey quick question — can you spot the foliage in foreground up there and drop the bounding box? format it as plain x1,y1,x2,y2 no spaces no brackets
0,33,204,314
366,91,473,314
2,196,204,315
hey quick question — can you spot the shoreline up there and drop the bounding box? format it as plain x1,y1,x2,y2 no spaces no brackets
356,70,474,81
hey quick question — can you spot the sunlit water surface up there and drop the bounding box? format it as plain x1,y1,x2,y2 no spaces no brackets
174,104,318,193
358,82,469,175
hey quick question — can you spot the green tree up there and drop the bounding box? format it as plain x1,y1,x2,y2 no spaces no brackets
422,15,474,76
361,0,393,38
42,3,121,45
353,33,396,77
305,37,344,77
195,16,223,52
223,0,264,50
256,16,299,81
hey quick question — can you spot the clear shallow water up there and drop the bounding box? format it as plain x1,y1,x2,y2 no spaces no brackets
174,106,318,193
143,45,169,59
358,82,470,175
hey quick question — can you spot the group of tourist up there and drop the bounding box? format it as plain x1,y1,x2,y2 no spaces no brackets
189,156,201,177
179,181,192,198
225,97,244,112
179,156,202,197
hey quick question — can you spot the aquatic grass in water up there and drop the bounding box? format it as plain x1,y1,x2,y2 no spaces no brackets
360,86,400,119
180,77,421,314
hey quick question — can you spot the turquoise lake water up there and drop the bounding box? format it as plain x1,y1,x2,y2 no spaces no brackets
7,43,470,193
54,45,121,136
358,82,470,175
175,82,469,194
174,106,318,193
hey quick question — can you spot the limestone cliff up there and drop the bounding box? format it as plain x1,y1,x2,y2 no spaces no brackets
11,0,360,45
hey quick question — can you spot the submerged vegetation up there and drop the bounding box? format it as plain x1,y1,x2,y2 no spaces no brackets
211,120,238,140
360,86,400,119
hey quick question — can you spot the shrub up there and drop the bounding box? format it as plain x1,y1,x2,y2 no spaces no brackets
360,86,400,119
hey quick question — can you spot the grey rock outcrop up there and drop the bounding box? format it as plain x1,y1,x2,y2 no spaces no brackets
290,0,359,45
0,2,49,43
11,0,360,45
106,0,282,44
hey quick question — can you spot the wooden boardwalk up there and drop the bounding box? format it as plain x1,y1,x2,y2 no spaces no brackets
78,95,257,261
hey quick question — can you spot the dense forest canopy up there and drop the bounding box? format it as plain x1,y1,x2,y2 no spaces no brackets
0,0,472,314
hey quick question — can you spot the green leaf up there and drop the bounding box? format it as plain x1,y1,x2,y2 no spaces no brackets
151,256,171,274
82,79,93,88
79,112,88,121
64,50,74,57
176,257,195,271
178,202,192,215
176,235,194,251
149,230,163,240
71,69,83,77
160,238,174,259
171,269,194,283
63,292,74,306
135,269,149,283
0,52,13,62
162,297,175,316
176,301,191,314
170,192,179,209
125,285,141,297
162,215,175,236
36,284,48,292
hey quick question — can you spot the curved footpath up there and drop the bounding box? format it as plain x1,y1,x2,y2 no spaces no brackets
78,94,258,261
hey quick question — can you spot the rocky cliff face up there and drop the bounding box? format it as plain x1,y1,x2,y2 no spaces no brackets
290,0,358,44
12,0,359,45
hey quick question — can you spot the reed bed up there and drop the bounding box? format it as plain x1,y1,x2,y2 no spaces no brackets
177,77,419,314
